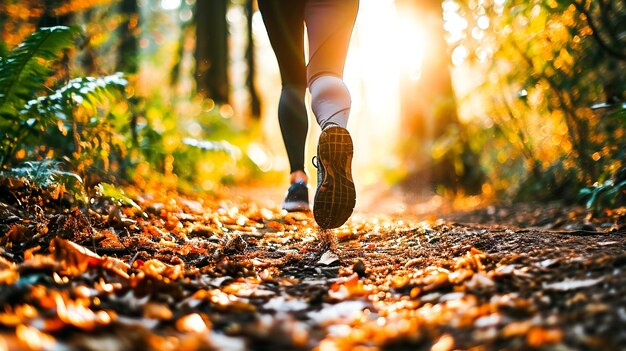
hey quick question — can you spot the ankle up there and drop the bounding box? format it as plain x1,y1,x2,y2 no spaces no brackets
290,171,308,185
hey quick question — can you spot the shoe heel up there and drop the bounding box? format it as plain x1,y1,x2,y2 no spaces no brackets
313,126,356,229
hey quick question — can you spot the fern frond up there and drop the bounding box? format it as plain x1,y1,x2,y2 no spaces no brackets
0,26,81,119
21,73,128,123
0,159,83,188
0,41,7,59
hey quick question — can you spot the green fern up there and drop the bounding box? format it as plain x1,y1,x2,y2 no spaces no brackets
0,160,86,203
0,26,128,169
0,41,7,59
0,26,81,119
21,73,127,122
1,160,82,188
579,178,626,215
0,26,82,168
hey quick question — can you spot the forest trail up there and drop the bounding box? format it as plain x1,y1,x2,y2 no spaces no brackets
1,184,625,350
2,2,625,349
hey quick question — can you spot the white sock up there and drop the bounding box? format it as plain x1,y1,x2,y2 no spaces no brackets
309,75,351,129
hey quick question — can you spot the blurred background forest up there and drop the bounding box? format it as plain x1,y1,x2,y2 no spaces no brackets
0,0,624,213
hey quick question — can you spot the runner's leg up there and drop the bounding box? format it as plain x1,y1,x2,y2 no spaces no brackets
258,0,308,175
305,0,359,227
305,0,358,129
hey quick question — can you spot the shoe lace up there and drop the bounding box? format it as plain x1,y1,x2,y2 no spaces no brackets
312,156,319,169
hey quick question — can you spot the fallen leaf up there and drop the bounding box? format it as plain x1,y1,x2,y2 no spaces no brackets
502,320,532,337
431,333,455,351
177,313,210,333
143,302,173,320
16,324,57,350
465,273,495,290
318,251,339,266
0,256,18,284
527,327,563,347
140,259,184,280
308,301,366,325
391,274,410,289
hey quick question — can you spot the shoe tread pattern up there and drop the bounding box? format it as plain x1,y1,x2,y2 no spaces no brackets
313,126,356,229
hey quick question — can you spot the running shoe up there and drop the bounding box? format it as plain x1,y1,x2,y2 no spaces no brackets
313,125,356,229
281,180,310,212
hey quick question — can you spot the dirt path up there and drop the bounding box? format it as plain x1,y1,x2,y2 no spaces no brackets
0,185,625,350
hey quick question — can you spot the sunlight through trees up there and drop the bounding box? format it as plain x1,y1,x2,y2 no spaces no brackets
0,0,624,206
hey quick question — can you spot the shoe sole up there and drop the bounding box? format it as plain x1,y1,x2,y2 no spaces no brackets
313,126,356,229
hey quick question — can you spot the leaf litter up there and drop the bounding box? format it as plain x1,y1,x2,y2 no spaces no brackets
0,180,625,350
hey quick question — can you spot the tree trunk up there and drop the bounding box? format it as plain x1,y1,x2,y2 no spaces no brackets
195,0,229,104
78,9,98,76
117,0,139,75
170,20,192,88
37,1,72,83
0,1,8,53
117,0,140,148
37,1,72,28
245,0,261,118
397,0,483,194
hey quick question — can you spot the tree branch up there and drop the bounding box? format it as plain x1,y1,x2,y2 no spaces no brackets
572,0,626,61
597,0,620,44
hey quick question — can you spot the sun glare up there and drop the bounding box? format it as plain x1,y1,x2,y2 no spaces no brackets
395,11,427,81
160,0,180,11
343,0,412,186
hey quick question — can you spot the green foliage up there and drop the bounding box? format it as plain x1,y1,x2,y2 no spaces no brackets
0,159,86,203
1,160,82,189
0,26,80,118
0,4,319,195
173,136,241,187
95,182,140,210
579,178,626,215
122,85,252,192
182,137,239,157
0,26,128,176
451,0,626,207
21,74,127,122
0,41,7,58
21,73,128,176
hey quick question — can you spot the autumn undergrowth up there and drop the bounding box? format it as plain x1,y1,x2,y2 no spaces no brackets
0,25,268,213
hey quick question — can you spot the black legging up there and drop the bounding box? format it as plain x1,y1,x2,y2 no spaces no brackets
258,0,359,173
